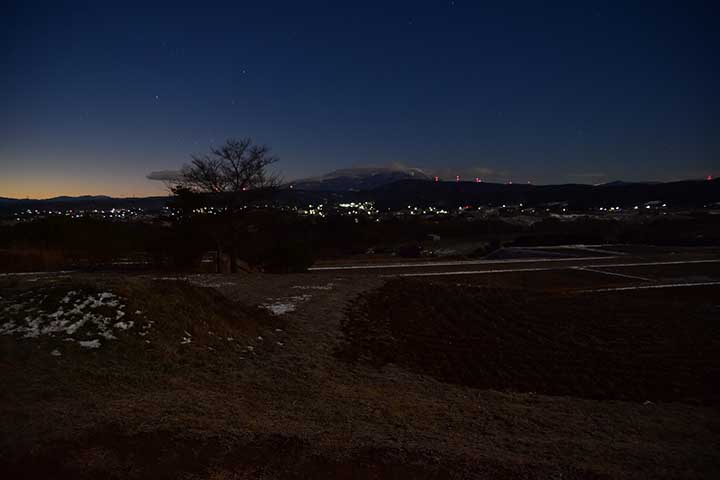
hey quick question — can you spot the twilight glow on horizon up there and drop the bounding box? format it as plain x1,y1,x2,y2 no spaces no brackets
1,1,717,199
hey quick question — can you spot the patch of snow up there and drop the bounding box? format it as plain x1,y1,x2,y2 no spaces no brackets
99,330,116,340
0,289,133,349
261,294,312,316
79,339,101,349
50,349,62,356
263,302,296,315
138,320,154,337
60,291,76,303
0,320,17,333
4,304,25,314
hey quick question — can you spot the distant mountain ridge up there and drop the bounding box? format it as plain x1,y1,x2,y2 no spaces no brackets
45,195,114,201
1,177,718,215
2,195,126,203
600,180,663,186
0,196,169,215
362,178,720,209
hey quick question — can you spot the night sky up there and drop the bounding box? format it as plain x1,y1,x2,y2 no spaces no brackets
2,1,717,198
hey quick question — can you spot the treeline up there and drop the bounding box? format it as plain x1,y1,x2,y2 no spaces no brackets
512,213,720,247
1,210,719,273
0,212,314,273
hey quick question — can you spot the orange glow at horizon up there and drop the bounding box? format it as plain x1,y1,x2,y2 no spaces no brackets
0,175,168,199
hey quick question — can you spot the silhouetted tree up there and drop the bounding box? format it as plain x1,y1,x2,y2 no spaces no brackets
169,138,281,273
174,138,280,193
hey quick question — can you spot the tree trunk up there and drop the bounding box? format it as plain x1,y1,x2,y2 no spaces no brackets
215,243,222,273
229,247,238,273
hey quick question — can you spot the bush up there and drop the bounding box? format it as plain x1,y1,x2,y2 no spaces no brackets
145,223,208,270
395,243,423,258
468,239,503,258
256,241,315,273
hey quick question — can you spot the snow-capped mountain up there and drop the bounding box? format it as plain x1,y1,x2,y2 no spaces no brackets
287,167,430,192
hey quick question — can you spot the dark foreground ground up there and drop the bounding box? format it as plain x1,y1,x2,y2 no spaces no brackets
1,251,720,479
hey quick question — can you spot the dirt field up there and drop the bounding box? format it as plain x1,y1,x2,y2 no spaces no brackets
2,260,720,478
340,279,720,403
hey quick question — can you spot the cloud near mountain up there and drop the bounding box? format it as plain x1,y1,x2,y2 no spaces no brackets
147,163,503,192
286,164,503,191
146,170,183,182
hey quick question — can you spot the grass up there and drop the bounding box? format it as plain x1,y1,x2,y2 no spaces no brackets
2,273,720,478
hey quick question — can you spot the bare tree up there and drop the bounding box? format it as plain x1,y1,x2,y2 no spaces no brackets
175,138,280,194
169,138,281,273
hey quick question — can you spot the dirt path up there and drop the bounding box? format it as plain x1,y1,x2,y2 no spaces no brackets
201,272,720,478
